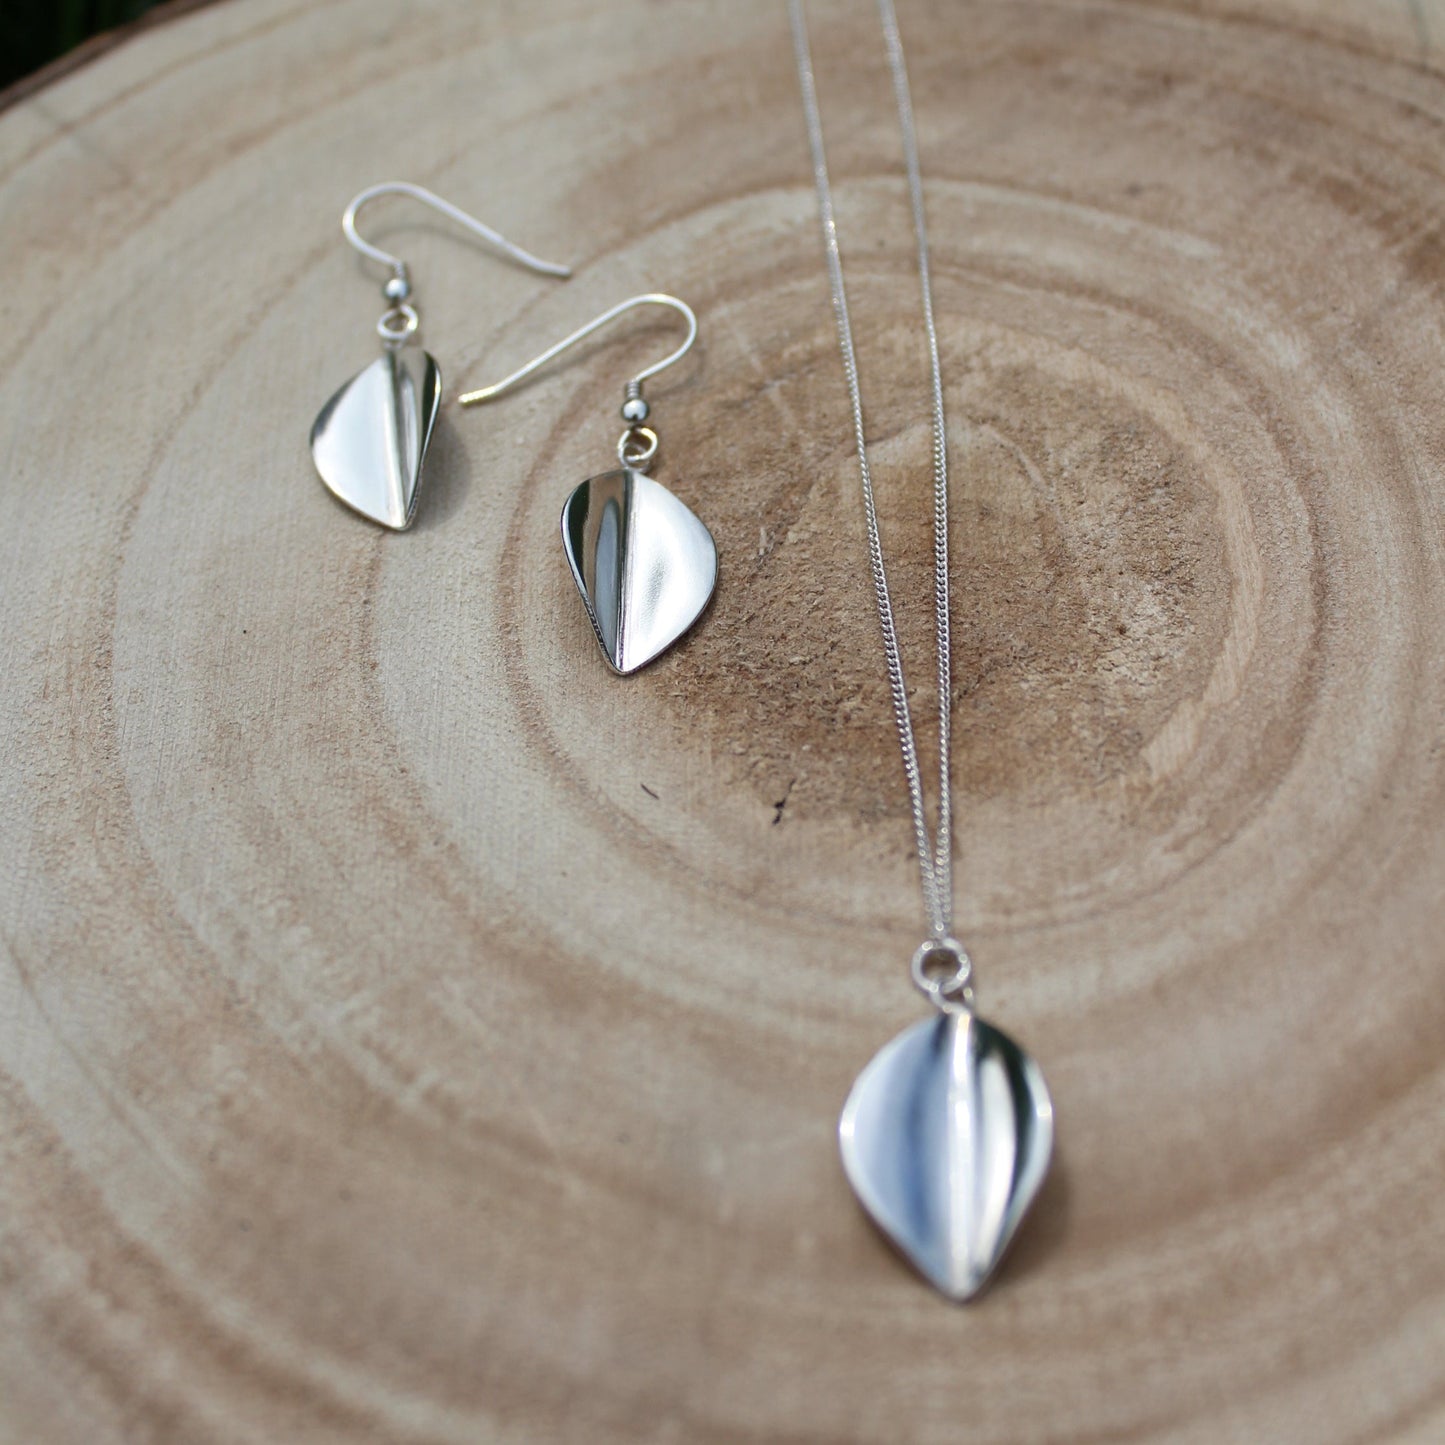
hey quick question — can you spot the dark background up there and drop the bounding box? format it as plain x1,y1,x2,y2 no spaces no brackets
2,0,162,92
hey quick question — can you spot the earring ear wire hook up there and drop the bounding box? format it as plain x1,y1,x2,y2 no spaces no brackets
458,294,697,407
341,181,573,283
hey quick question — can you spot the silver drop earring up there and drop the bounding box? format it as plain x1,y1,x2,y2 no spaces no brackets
310,182,570,530
460,295,717,674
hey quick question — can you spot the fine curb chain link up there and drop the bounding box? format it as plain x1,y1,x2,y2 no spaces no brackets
789,0,956,945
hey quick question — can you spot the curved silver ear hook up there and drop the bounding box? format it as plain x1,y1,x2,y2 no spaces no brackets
457,294,697,408
342,181,572,286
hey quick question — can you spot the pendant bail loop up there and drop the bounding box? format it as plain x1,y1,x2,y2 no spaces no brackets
910,936,974,1014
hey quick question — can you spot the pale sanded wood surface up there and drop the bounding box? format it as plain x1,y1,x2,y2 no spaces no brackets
2,1,1444,1441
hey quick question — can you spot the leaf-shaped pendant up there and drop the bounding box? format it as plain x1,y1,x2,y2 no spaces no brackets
560,467,717,673
839,1011,1053,1301
310,350,442,530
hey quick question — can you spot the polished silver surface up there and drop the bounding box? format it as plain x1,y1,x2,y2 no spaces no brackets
560,467,716,674
310,349,441,531
314,183,568,531
839,1011,1053,1302
793,0,1059,1303
458,294,696,408
458,292,712,670
341,182,572,284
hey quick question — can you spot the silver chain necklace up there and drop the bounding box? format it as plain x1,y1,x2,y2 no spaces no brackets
792,0,954,951
789,0,1055,1302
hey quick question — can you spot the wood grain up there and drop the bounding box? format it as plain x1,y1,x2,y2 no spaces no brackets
2,1,1443,1441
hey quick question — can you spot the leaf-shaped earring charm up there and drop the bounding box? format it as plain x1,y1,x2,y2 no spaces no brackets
312,339,441,531
839,940,1053,1301
311,182,570,530
561,448,716,675
461,294,716,672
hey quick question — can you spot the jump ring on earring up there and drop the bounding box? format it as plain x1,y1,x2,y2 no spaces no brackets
377,303,420,348
617,424,659,470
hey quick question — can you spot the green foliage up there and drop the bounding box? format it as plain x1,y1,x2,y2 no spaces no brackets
1,0,160,92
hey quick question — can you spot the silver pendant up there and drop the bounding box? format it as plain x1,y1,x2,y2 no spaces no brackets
311,349,442,531
560,466,717,674
839,1010,1053,1301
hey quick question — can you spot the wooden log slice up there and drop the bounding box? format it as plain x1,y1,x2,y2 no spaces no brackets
1,1,1442,1440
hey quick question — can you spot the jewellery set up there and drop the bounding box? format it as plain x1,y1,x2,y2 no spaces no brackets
310,183,718,673
309,0,1053,1302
